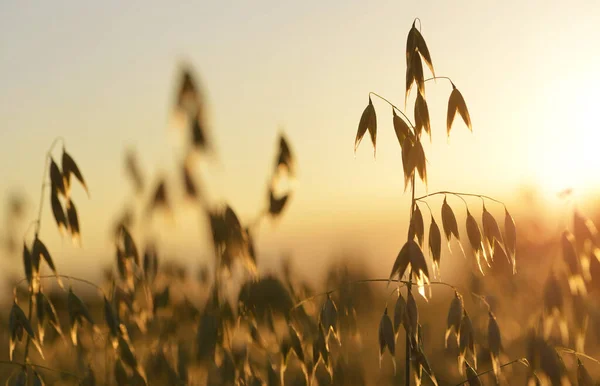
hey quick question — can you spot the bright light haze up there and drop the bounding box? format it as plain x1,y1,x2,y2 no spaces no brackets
1,1,599,282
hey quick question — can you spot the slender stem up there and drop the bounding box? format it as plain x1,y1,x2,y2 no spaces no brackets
34,137,65,236
471,292,492,311
454,358,528,386
419,200,433,217
424,76,453,84
415,191,506,208
404,173,416,386
23,139,64,364
369,92,416,129
556,347,600,365
0,360,81,380
21,294,34,363
16,274,105,296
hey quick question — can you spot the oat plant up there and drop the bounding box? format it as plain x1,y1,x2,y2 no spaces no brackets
310,19,520,386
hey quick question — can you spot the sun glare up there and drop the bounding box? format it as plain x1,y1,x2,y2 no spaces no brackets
533,81,600,199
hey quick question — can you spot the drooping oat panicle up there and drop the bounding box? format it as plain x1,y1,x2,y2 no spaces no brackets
441,197,460,245
447,83,472,137
118,334,138,370
276,134,295,176
388,240,414,285
406,42,425,104
414,92,431,139
542,272,569,344
32,237,62,288
466,210,487,274
22,242,33,289
104,296,120,347
120,225,139,265
503,208,517,272
9,368,27,386
114,359,128,384
143,243,158,284
313,324,330,369
488,311,502,377
125,149,144,195
393,109,411,147
389,239,430,298
50,158,66,197
320,295,338,340
481,204,503,258
182,161,199,200
394,292,406,335
196,312,219,363
445,291,464,347
405,291,419,346
288,324,304,362
354,97,377,157
147,179,169,215
574,210,599,252
9,300,43,361
67,287,94,345
62,150,88,196
153,286,170,314
411,204,425,247
562,230,587,295
176,69,198,111
36,291,62,345
412,138,427,187
378,307,396,370
66,199,80,245
429,217,442,276
562,231,580,276
50,189,68,235
190,112,209,151
577,358,594,386
269,189,289,217
458,311,476,372
32,370,44,386
406,21,435,78
464,361,481,386
401,137,415,189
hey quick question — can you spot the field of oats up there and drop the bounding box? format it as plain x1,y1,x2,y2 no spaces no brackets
3,3,600,386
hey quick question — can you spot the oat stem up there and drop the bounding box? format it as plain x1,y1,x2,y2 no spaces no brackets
0,360,81,380
368,92,416,129
16,274,105,296
556,347,600,365
454,358,528,385
424,76,453,84
23,137,65,364
416,191,506,208
405,173,416,386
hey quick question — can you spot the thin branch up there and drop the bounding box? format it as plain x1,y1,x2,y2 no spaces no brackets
291,279,461,311
0,360,81,380
415,191,506,208
454,358,528,386
34,137,65,236
15,274,105,296
556,347,600,366
419,200,434,218
368,92,415,129
424,76,453,85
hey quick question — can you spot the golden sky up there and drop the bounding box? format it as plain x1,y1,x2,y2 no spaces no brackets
1,1,600,282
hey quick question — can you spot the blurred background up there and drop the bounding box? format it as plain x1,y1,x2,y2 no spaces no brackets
1,2,600,384
2,0,599,286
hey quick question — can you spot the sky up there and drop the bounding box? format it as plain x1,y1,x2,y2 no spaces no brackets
1,1,600,283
